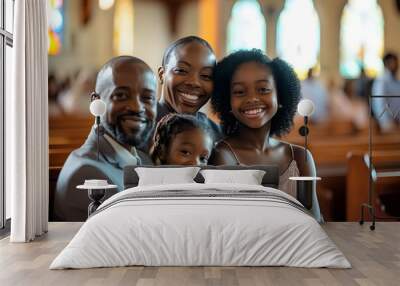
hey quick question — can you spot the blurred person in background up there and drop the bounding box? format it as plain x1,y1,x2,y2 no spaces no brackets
328,78,368,132
301,67,329,123
343,79,369,131
58,68,96,115
48,73,63,117
355,66,372,101
372,52,400,133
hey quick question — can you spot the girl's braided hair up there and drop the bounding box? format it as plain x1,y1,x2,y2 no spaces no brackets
151,113,214,165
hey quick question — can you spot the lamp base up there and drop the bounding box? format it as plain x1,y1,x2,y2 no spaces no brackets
88,189,106,216
289,176,320,210
359,203,376,231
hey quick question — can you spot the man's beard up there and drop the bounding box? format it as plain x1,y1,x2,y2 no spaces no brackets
102,120,154,149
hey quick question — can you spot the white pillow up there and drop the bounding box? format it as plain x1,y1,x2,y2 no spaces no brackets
200,169,266,185
135,167,201,186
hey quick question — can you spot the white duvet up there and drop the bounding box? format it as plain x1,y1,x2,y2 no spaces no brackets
50,183,350,269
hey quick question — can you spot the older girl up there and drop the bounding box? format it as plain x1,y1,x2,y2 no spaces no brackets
209,49,322,221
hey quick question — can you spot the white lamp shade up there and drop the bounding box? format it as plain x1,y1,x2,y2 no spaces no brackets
297,99,315,117
90,99,106,116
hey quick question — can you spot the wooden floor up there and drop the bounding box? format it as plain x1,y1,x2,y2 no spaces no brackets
0,222,399,286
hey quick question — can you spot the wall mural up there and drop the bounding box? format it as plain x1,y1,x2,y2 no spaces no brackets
53,36,322,223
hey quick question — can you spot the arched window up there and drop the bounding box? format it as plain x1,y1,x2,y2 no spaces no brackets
113,0,134,55
276,0,320,80
48,0,64,55
226,0,266,53
340,0,384,78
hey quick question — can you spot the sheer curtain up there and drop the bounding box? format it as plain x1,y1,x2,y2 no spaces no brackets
7,0,48,242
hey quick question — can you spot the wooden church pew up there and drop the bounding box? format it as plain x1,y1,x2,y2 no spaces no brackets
346,150,400,221
49,115,94,129
49,166,62,221
283,126,400,220
49,148,75,167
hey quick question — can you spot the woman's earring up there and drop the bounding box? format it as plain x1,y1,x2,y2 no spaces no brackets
278,104,283,109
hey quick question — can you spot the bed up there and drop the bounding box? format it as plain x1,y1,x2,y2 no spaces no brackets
50,165,350,269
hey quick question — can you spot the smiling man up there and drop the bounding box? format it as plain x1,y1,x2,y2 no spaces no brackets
54,56,157,221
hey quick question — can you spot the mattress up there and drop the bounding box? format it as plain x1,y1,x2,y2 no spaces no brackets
50,183,350,269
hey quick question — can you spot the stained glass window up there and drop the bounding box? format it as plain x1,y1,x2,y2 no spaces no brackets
226,0,266,53
340,0,384,78
276,0,320,80
48,0,64,56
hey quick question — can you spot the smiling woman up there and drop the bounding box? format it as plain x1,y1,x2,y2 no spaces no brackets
157,36,221,141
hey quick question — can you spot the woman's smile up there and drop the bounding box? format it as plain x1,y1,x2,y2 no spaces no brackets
177,90,204,106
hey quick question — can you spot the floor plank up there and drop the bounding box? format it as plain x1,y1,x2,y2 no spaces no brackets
0,222,399,286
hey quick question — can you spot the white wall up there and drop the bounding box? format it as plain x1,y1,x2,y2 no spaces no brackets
380,0,400,53
176,1,199,40
132,0,170,73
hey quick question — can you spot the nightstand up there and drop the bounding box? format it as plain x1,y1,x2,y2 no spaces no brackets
289,176,321,209
77,182,117,217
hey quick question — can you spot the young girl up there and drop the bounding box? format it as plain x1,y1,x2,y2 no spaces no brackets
151,114,214,166
209,49,322,222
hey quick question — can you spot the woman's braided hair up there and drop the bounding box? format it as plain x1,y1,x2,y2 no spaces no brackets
151,113,214,165
211,49,301,137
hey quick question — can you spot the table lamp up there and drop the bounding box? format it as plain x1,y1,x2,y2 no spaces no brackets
79,93,114,217
89,92,106,160
297,99,315,162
